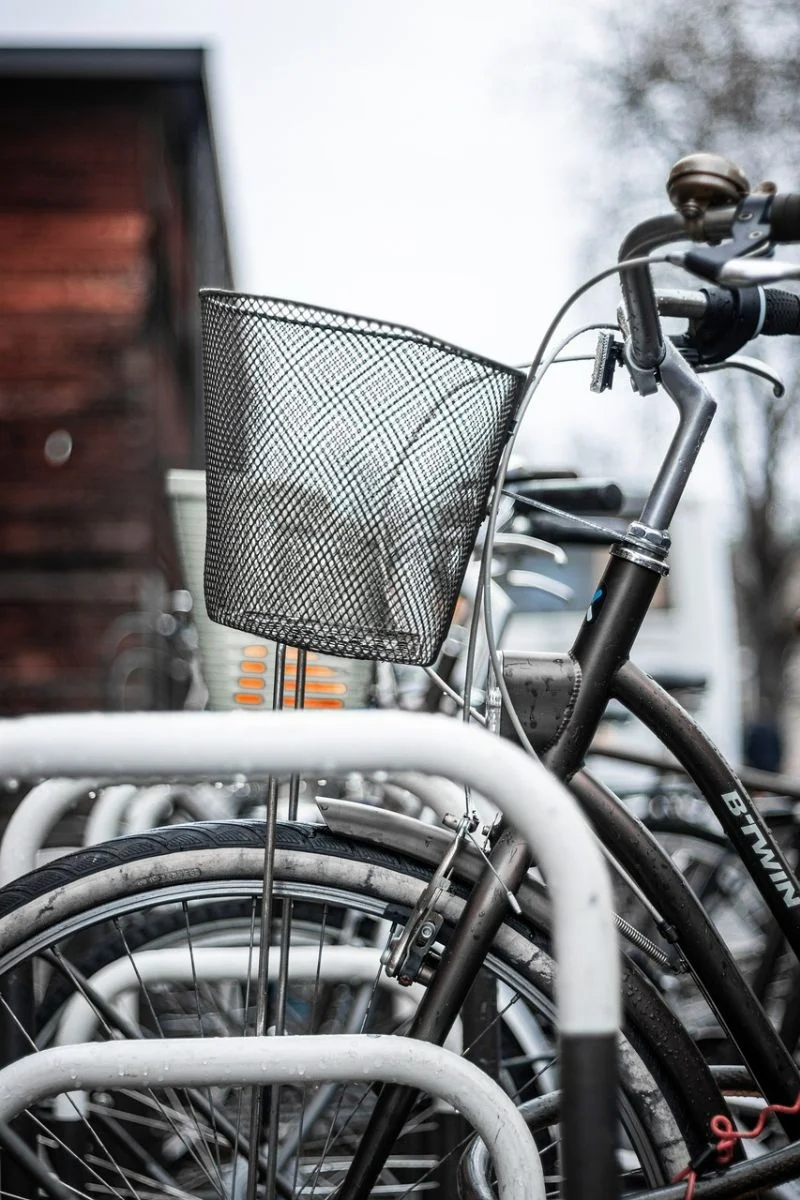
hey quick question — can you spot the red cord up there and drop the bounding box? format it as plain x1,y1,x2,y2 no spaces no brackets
673,1093,800,1197
673,1165,696,1200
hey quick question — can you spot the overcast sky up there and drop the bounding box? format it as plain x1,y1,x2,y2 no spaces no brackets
1,2,587,348
0,0,734,488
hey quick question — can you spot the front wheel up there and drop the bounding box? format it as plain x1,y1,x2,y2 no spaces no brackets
0,820,717,1196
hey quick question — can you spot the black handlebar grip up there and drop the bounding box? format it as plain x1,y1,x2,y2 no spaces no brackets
762,289,800,336
769,193,800,243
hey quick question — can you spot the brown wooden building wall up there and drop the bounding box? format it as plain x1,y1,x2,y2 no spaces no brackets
0,49,232,713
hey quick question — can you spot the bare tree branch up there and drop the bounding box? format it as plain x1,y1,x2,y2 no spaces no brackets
586,0,800,735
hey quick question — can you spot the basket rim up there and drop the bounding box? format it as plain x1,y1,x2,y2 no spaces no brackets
199,288,525,383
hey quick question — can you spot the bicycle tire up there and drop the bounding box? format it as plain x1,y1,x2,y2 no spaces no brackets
0,820,718,1197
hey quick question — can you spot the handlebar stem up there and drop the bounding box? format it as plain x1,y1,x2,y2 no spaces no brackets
638,338,717,530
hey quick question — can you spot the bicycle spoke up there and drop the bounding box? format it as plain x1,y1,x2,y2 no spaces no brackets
112,917,227,1195
301,917,398,1197
48,934,231,1196
230,896,259,1199
182,899,225,1186
28,1106,140,1200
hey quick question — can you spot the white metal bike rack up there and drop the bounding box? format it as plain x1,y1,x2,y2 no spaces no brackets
0,779,233,882
120,780,232,833
0,778,98,885
0,708,621,1196
81,782,138,846
54,945,426,1049
0,1034,544,1200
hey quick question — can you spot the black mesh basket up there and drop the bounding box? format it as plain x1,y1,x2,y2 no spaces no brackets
201,291,524,666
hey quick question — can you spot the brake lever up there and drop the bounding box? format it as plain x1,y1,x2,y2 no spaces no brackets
667,192,775,283
695,354,786,397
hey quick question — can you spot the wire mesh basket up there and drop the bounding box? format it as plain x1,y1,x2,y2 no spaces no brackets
201,291,524,666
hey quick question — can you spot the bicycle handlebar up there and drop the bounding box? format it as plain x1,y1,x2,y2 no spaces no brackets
596,161,798,530
620,179,800,371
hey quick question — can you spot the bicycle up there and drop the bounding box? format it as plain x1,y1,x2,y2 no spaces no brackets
312,154,800,1199
3,150,800,1199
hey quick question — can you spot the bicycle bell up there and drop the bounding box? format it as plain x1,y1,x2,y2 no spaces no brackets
667,153,750,218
